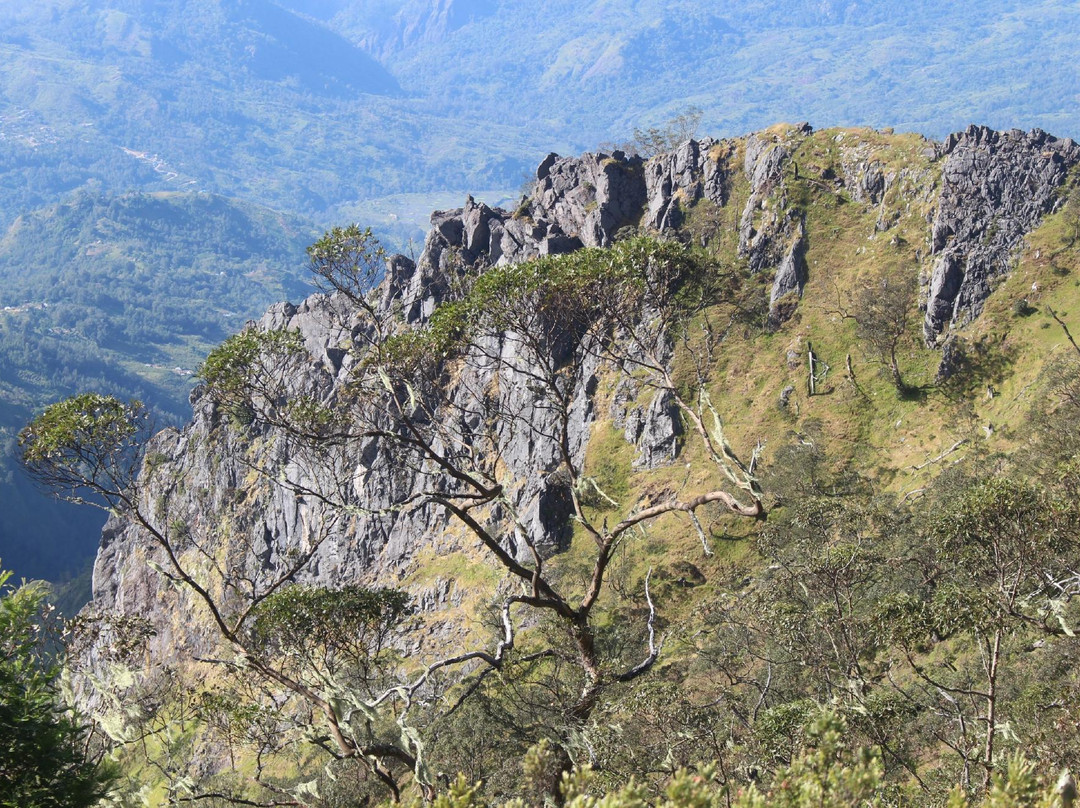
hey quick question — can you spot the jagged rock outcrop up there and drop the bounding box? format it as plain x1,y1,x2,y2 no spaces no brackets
767,223,808,327
737,124,813,325
642,138,731,231
923,125,1080,343
624,389,682,469
86,122,1080,668
532,150,647,246
92,289,598,662
90,192,611,663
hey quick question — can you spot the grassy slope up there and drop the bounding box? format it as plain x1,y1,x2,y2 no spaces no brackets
363,125,1080,688
529,125,1080,693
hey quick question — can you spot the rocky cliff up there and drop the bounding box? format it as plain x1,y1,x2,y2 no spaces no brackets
924,125,1080,343
85,122,1080,670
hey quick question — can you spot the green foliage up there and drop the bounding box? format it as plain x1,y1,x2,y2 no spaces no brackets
18,395,148,511
18,393,145,469
250,584,411,659
933,478,1072,571
199,328,349,434
521,739,571,806
308,224,387,301
387,236,717,370
947,756,1066,808
200,328,307,406
735,713,886,808
0,568,114,807
399,715,1075,808
398,713,889,808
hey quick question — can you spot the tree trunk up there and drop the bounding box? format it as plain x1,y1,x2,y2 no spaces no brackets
983,627,1002,787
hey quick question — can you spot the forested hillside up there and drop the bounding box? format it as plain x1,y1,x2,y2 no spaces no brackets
0,191,318,580
2,0,1079,227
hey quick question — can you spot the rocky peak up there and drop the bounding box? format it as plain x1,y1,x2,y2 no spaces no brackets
923,125,1080,343
737,124,814,324
84,122,1080,674
532,150,647,246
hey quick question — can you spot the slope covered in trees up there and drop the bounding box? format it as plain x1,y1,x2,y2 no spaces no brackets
0,190,318,581
1,0,1079,227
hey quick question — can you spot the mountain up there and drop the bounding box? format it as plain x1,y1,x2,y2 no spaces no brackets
55,124,1080,802
0,0,535,227
311,0,1080,147
2,0,1080,229
2,0,1080,604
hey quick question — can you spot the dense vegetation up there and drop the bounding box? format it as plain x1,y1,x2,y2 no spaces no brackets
1,0,1079,229
0,568,114,806
0,190,318,581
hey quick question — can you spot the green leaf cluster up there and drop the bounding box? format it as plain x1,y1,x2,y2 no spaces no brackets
384,236,713,369
18,394,144,466
0,568,114,807
250,584,411,658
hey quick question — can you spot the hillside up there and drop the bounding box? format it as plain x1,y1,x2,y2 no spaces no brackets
5,0,1080,591
30,123,1080,804
0,190,319,580
1,0,1079,229
0,0,535,232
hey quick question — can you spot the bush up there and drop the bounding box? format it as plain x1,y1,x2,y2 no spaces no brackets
0,568,114,807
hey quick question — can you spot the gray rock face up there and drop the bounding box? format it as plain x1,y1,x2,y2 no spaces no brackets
88,186,617,666
737,125,814,325
642,138,731,231
525,139,734,249
768,225,808,327
840,150,888,206
383,140,743,324
624,389,682,469
923,125,1080,343
92,290,599,665
532,150,647,247
738,133,791,275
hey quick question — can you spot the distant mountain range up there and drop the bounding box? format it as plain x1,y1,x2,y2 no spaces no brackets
1,0,1078,227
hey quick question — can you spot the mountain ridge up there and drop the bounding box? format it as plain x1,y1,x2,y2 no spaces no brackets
72,120,1078,675
20,121,1080,802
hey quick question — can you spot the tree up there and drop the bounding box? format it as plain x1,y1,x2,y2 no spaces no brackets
0,568,114,807
628,106,704,158
20,395,420,801
22,230,766,800
204,231,766,784
835,266,918,392
878,477,1079,788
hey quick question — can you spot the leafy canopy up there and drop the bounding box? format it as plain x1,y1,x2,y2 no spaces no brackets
0,568,114,807
385,235,716,367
